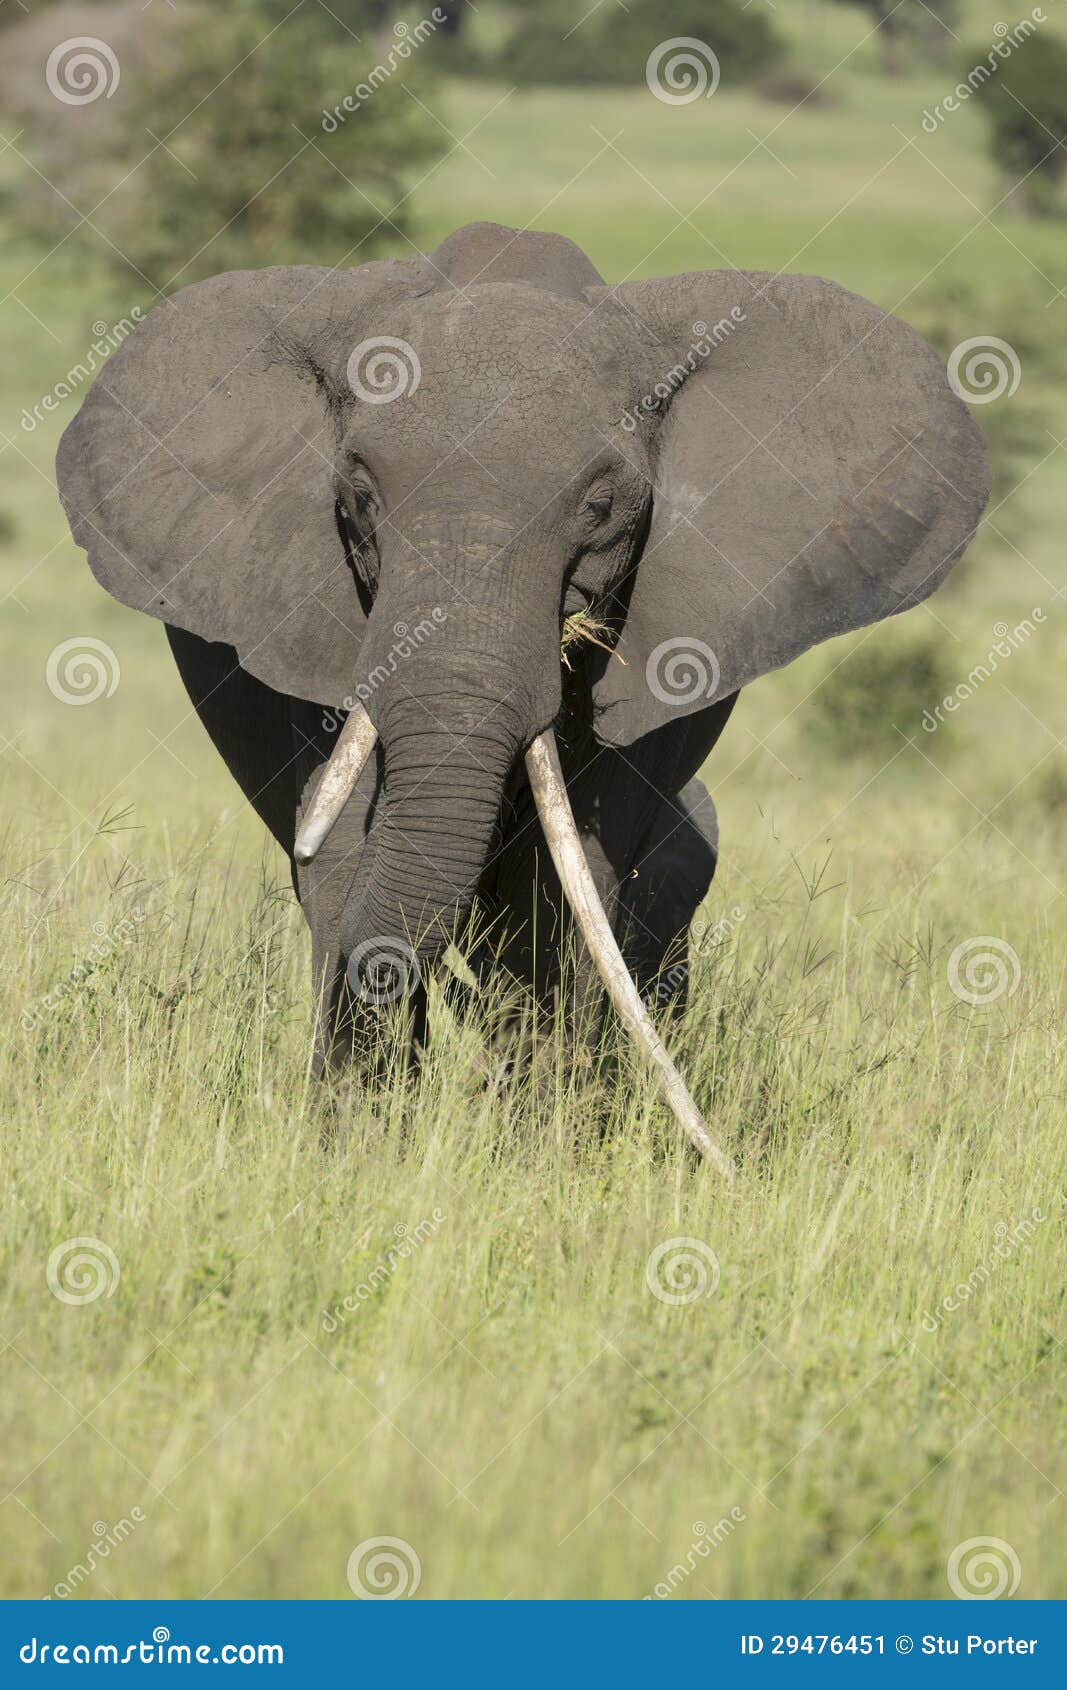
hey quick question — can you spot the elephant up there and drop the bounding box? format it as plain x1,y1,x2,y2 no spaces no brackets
55,221,988,1170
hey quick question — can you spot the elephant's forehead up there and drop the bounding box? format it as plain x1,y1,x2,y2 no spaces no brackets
342,287,633,471
383,285,624,406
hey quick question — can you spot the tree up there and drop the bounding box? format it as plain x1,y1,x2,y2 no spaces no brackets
491,0,781,89
829,0,959,75
1,1,447,293
969,29,1067,217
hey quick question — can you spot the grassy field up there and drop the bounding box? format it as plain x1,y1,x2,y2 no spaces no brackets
1,2,1065,1598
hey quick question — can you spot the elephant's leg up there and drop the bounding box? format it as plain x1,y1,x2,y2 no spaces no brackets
618,777,719,1017
477,792,619,1081
556,828,619,1066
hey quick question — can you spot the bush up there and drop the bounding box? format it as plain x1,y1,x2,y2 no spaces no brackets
807,625,959,758
967,28,1067,217
907,277,1054,545
828,0,959,74
1030,756,1067,818
491,0,781,89
755,69,838,110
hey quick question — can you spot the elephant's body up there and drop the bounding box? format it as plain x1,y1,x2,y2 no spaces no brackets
166,624,733,1065
58,220,988,1131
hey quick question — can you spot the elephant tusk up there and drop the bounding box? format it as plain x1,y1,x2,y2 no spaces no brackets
294,703,378,864
525,729,735,1182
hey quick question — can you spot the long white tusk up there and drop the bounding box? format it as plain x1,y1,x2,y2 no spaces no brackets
525,730,734,1181
294,703,378,864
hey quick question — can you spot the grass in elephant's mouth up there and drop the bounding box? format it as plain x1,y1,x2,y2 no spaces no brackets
560,608,624,668
2,812,1063,1598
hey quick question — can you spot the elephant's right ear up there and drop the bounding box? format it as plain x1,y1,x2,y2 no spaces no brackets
56,262,411,705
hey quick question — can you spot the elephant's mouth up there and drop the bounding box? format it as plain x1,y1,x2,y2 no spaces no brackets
294,705,733,1180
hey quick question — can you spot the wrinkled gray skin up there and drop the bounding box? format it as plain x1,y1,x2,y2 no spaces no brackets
56,222,989,1072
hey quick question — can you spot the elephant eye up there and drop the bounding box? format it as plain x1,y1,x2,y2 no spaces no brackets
346,479,379,523
584,489,613,523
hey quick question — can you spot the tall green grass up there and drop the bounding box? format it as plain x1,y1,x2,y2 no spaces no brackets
2,792,1062,1597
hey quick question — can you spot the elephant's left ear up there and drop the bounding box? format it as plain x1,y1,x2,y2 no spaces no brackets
592,271,989,745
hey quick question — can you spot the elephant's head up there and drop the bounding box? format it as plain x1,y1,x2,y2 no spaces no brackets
56,223,987,1160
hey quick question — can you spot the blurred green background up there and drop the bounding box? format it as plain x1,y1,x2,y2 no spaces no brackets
1,0,1064,1601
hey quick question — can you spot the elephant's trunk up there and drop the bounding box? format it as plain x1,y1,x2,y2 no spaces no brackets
341,635,529,982
330,505,559,994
